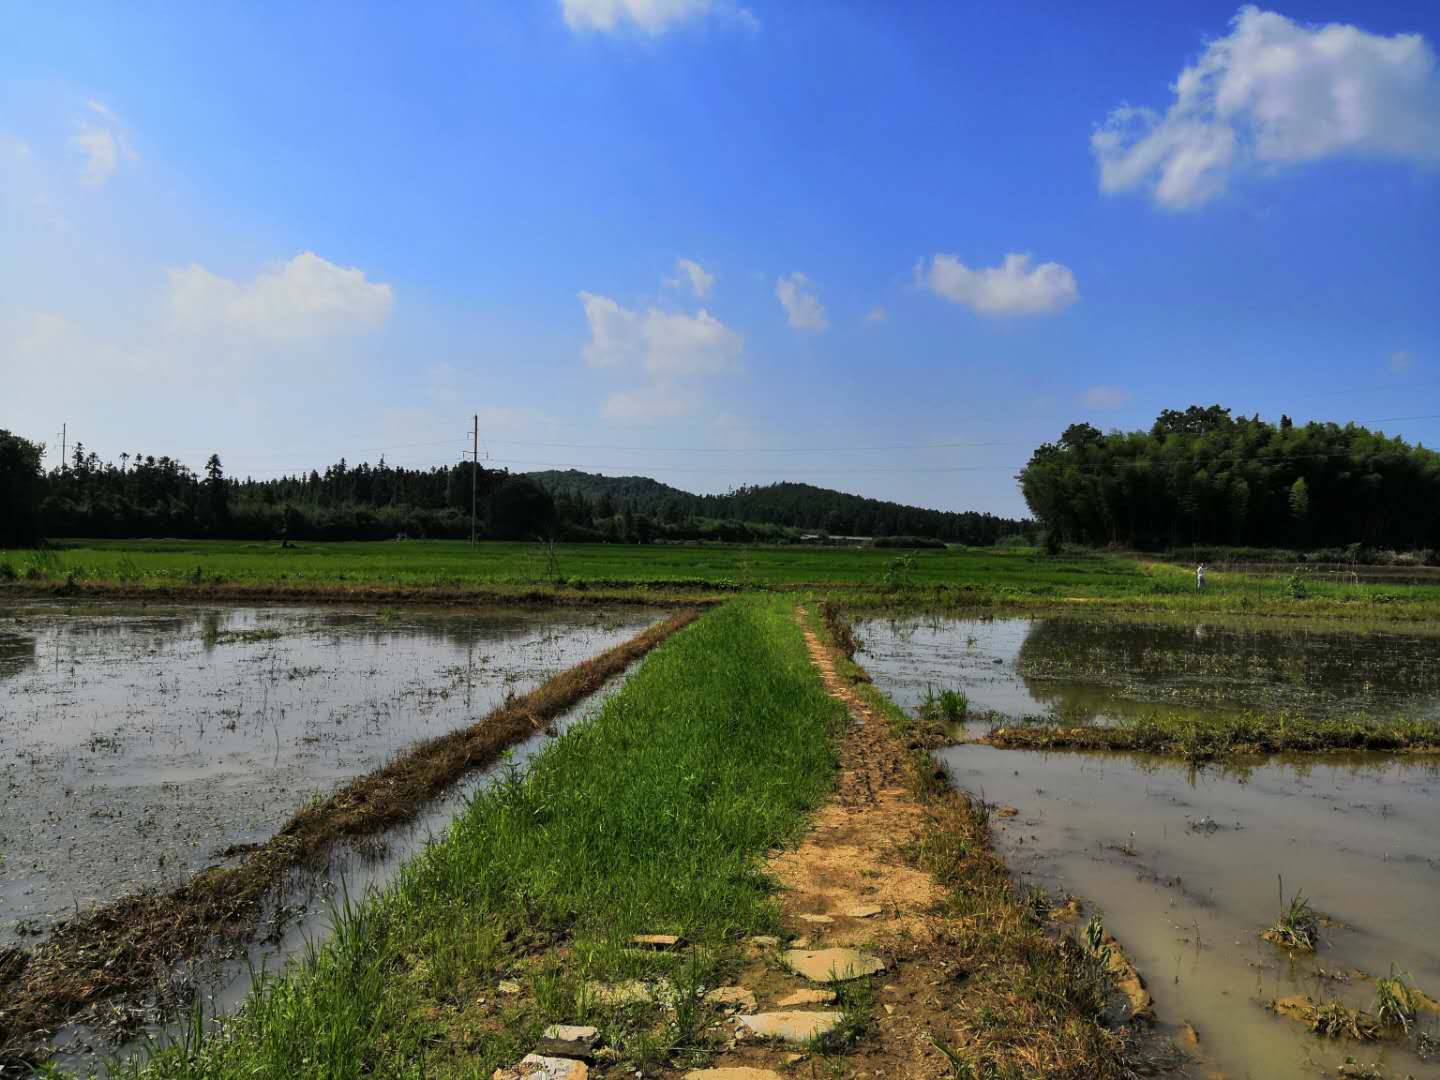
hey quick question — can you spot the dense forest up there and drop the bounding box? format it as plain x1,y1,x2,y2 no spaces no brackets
0,431,1031,547
1020,406,1440,551
524,471,1031,545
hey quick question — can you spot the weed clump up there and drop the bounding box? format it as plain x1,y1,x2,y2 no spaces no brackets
1374,967,1420,1033
1263,881,1320,952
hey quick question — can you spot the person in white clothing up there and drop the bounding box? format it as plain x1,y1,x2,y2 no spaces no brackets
1196,563,1207,591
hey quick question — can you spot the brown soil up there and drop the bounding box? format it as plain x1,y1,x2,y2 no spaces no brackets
0,608,703,1072
679,605,1131,1079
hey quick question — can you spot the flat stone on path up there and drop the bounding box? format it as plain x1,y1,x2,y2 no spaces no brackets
534,1024,599,1059
843,904,883,919
492,1055,588,1080
783,947,887,983
774,988,835,1007
736,1010,844,1042
684,1069,785,1080
704,986,757,1010
629,933,682,950
796,913,833,925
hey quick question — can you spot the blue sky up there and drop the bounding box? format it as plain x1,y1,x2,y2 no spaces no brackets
2,1,1438,518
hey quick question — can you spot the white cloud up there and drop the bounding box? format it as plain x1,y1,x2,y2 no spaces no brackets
1082,385,1133,409
603,381,698,421
919,253,1079,316
578,291,741,375
1390,349,1415,372
664,257,715,297
864,306,887,323
1093,6,1440,209
776,272,829,331
167,252,393,341
561,0,755,35
70,100,137,188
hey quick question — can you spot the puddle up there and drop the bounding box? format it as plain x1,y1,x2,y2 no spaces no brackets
0,600,663,948
854,613,1440,729
856,614,1440,1077
938,745,1440,1078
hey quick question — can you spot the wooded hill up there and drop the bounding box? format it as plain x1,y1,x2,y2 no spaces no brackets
1020,406,1440,551
522,471,1032,546
0,431,1030,546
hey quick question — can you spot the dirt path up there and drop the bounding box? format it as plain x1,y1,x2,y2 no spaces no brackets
682,608,1001,1078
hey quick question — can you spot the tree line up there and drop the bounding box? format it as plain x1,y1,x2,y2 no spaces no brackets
1019,406,1440,551
0,431,1032,547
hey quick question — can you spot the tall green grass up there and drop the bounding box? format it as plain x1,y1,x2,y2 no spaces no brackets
101,597,844,1079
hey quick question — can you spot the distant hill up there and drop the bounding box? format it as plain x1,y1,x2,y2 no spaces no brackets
524,470,1032,545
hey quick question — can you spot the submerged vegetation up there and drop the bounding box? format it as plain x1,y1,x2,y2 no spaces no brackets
986,708,1440,759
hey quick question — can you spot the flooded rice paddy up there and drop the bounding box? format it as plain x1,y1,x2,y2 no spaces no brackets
857,614,1440,1078
0,601,662,949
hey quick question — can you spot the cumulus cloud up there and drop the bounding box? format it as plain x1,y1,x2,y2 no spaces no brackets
776,272,829,331
664,257,715,297
561,0,755,35
603,381,698,421
70,100,137,187
1082,385,1133,409
1390,350,1415,372
918,253,1079,317
578,291,741,375
1093,6,1440,209
167,252,394,341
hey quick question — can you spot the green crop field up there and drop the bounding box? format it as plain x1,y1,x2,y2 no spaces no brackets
4,538,1439,619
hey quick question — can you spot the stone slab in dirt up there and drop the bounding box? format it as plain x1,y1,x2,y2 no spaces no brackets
705,986,757,1011
782,947,887,983
629,933,681,949
683,1069,785,1080
534,1024,599,1059
736,1010,844,1042
492,1054,588,1080
773,988,836,1007
843,904,883,918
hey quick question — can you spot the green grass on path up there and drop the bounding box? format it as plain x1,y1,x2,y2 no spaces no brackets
98,597,845,1080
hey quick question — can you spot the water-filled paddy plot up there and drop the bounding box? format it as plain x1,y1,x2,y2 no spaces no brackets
0,601,661,947
857,613,1440,1078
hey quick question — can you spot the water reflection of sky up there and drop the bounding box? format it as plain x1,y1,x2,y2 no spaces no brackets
855,615,1440,725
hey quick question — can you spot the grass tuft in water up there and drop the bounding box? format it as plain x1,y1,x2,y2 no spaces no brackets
1263,878,1320,952
1374,966,1420,1033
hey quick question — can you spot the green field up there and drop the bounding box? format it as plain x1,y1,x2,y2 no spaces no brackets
4,538,1439,619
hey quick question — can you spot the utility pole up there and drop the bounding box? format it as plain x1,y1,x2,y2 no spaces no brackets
59,423,66,472
471,414,479,546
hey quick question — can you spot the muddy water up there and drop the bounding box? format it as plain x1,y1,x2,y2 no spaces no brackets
856,615,1440,1078
855,614,1440,726
939,746,1440,1078
50,674,632,1074
0,601,662,947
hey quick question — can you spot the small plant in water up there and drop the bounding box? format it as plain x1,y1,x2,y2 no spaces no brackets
1374,966,1420,1033
1308,1000,1379,1041
921,685,969,723
1264,877,1320,952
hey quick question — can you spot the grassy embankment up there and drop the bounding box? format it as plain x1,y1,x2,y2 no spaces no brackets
6,538,1440,620
90,598,847,1079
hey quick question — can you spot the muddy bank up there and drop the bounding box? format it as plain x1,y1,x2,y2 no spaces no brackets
0,606,701,1070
